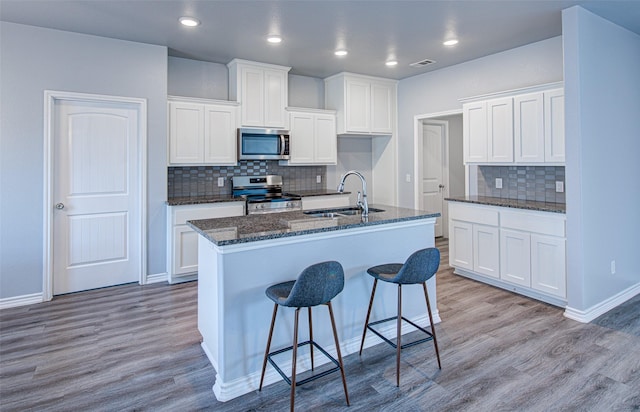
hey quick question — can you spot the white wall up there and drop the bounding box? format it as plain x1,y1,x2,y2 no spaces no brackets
563,7,640,312
327,138,374,203
397,36,564,207
0,22,168,299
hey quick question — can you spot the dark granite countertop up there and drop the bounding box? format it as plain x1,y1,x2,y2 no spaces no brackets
445,196,566,214
166,195,241,206
285,189,350,197
187,204,440,246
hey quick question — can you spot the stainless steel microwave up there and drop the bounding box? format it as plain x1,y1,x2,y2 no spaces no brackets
237,128,290,160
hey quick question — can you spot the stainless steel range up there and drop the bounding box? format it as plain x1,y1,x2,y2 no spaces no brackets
232,175,302,214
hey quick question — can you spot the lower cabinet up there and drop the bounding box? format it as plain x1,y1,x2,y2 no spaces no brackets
301,194,350,210
167,202,245,283
449,201,566,305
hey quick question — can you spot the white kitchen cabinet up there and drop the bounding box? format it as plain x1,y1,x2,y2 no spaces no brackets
167,202,245,283
448,200,566,304
228,59,290,129
544,89,565,163
448,202,500,276
324,72,397,135
461,82,564,165
285,108,337,165
301,194,350,211
168,97,239,165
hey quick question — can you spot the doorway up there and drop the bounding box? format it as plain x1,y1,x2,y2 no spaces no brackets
44,91,147,299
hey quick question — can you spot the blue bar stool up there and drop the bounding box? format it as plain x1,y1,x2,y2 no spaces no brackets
359,247,442,386
259,261,350,412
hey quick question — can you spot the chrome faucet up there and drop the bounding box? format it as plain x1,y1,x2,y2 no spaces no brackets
337,170,369,216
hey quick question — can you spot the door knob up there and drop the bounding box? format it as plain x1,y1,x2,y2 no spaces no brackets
55,203,65,210
438,184,445,189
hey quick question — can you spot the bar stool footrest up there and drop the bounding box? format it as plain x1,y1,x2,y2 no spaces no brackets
366,316,435,350
266,340,342,387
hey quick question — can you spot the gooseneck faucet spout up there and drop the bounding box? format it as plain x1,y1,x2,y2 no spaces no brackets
337,170,369,216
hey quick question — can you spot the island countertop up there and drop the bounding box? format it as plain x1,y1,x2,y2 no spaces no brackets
187,204,440,246
445,196,566,214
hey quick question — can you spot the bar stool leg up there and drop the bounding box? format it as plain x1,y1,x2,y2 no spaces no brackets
259,304,278,391
308,307,314,371
359,279,378,355
327,301,350,406
423,282,442,369
290,308,300,412
396,284,402,387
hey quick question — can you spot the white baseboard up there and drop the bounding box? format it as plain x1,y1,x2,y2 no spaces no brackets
564,282,640,323
145,272,168,284
209,312,441,402
0,292,43,309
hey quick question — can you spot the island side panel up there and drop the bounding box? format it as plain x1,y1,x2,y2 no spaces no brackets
197,237,222,372
202,218,437,401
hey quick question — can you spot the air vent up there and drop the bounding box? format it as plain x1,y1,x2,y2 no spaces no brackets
410,59,436,67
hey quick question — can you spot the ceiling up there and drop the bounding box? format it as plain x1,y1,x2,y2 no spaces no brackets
2,0,639,80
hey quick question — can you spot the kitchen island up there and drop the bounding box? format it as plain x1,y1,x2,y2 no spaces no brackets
188,205,439,401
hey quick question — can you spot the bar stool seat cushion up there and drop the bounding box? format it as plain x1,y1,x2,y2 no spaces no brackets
265,261,344,308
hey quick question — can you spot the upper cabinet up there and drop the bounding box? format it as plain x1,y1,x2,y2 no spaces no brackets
228,59,291,129
168,97,239,166
284,108,337,165
461,83,564,165
324,73,397,135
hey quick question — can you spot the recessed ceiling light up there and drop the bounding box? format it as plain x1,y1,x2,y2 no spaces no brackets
443,39,459,46
179,17,200,27
335,50,348,56
386,60,398,67
267,36,282,44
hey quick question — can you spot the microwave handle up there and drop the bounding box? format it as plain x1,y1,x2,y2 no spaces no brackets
280,134,286,155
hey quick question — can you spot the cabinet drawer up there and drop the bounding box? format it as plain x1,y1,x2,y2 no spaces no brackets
448,202,499,226
500,209,565,237
172,202,245,225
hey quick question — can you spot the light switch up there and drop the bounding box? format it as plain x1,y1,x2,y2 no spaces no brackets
556,181,564,193
495,178,502,189
316,175,322,183
218,177,225,187
405,174,411,183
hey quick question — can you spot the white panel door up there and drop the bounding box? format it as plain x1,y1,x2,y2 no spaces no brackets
345,79,370,133
240,66,264,127
370,81,393,134
531,234,566,298
514,92,544,163
544,89,565,163
289,112,315,163
423,124,444,237
449,220,473,270
263,69,287,128
53,99,141,294
314,114,337,164
169,102,204,164
473,224,500,278
487,97,514,162
500,228,531,287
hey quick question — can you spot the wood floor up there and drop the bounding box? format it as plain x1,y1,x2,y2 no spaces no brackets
1,239,639,411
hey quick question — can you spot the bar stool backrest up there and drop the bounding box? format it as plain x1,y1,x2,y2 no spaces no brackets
281,261,345,308
394,247,440,284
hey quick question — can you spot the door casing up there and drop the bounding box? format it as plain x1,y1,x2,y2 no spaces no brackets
43,90,147,300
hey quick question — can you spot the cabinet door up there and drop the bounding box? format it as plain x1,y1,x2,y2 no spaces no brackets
314,114,337,164
514,92,544,163
169,102,204,164
500,228,531,287
173,226,199,275
473,224,500,278
288,112,315,164
370,81,393,134
345,79,371,133
463,101,488,163
263,69,288,128
544,89,565,163
240,66,265,127
531,234,566,298
487,97,514,162
449,220,473,270
203,104,237,165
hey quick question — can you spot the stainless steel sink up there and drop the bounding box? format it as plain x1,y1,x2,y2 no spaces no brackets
303,207,385,218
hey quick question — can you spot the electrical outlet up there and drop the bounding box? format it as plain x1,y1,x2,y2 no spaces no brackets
405,174,411,183
217,177,224,187
495,178,502,189
611,260,616,274
316,175,321,183
556,181,564,193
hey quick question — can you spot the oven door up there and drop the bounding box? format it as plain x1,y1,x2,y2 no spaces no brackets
238,128,290,160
